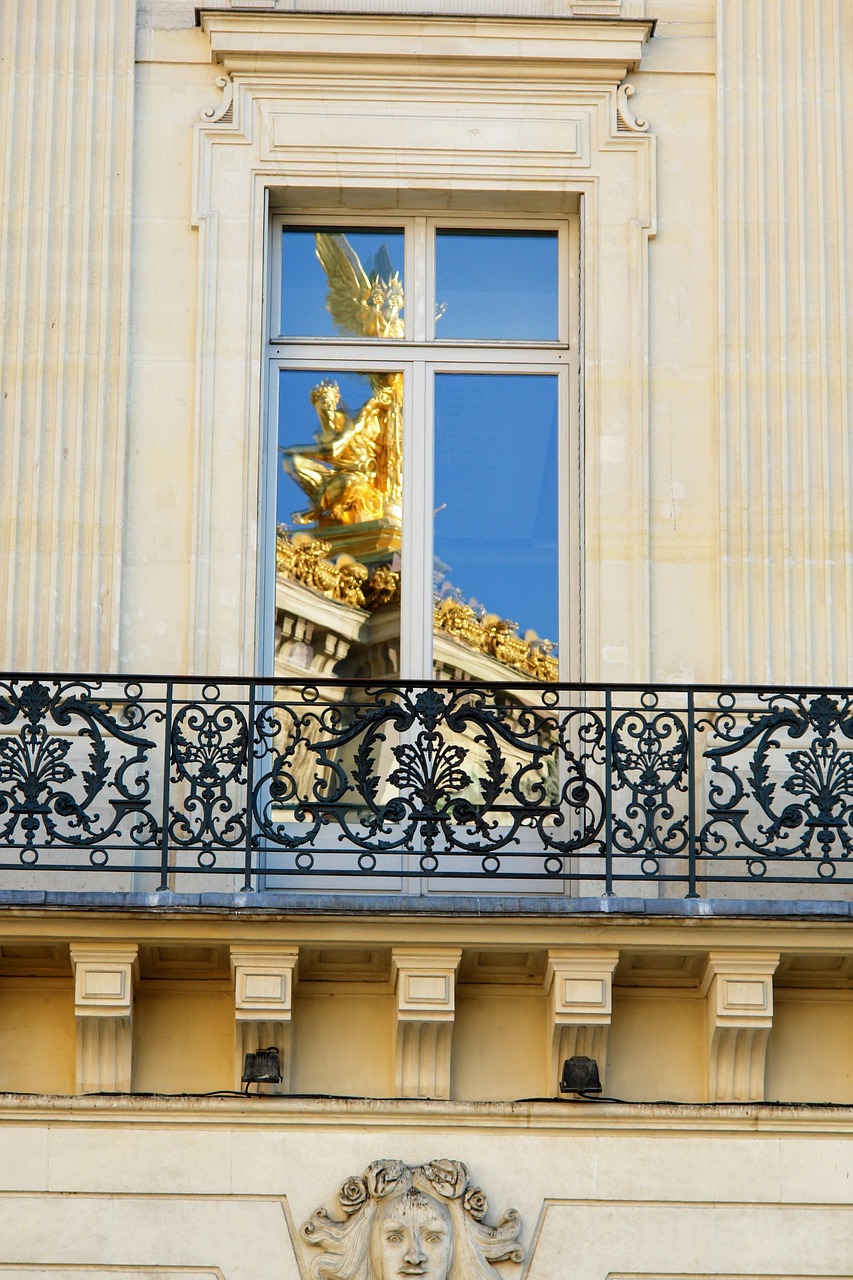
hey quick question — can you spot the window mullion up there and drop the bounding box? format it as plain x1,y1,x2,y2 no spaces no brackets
400,359,432,680
411,218,428,344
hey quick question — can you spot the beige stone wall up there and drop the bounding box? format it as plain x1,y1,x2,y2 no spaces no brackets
717,0,853,684
1,1098,853,1276
2,1,850,683
0,0,136,672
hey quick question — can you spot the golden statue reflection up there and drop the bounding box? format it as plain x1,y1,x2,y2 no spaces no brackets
282,233,403,532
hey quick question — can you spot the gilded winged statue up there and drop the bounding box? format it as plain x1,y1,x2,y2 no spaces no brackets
282,233,403,529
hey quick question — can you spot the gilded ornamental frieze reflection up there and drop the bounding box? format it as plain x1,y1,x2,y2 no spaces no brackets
276,529,558,682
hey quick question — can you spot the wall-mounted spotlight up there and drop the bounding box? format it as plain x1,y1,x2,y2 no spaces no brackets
559,1055,602,1096
242,1046,282,1092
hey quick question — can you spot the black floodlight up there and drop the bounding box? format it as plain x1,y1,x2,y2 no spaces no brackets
242,1046,282,1091
559,1055,602,1095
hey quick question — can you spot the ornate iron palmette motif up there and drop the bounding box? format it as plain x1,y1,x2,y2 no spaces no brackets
699,691,853,879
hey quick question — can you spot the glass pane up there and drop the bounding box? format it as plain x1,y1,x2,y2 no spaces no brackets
275,369,402,679
433,373,558,681
434,230,559,341
281,227,405,339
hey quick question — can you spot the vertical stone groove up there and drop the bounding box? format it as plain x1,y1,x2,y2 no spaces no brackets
717,0,853,683
0,0,135,671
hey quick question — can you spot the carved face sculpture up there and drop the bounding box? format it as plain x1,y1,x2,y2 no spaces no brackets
368,1189,453,1280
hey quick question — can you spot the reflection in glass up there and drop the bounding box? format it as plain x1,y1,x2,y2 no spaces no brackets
281,228,405,339
433,373,558,681
434,230,559,341
275,369,403,680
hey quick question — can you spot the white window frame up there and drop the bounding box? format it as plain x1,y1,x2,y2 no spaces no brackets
263,212,581,683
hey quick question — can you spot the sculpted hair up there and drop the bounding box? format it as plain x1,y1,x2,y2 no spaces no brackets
303,1197,377,1280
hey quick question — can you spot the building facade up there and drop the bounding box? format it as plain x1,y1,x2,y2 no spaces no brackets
1,1,853,1276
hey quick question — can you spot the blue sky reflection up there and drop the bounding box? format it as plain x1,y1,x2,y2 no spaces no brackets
434,373,558,646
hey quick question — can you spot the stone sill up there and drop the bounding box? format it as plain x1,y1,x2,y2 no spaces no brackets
0,890,852,920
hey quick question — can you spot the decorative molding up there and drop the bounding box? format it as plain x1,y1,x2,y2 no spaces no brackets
701,951,780,1103
70,944,139,1093
0,0,135,671
302,1159,523,1279
616,82,648,133
230,947,299,1092
391,948,462,1099
200,74,234,125
191,11,656,680
717,0,853,684
545,949,619,1093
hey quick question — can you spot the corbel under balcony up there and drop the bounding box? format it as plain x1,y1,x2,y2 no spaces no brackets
546,948,619,1095
231,946,300,1093
391,947,462,1100
70,944,139,1094
701,950,780,1103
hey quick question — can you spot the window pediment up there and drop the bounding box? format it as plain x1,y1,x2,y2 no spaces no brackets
198,10,654,81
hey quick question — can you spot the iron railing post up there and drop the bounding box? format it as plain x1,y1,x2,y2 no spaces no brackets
242,680,256,893
605,687,613,896
158,678,174,892
687,689,697,898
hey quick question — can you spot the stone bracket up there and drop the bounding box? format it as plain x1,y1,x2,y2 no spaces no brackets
391,948,462,1100
230,946,299,1093
701,950,780,1102
70,944,139,1093
546,949,619,1095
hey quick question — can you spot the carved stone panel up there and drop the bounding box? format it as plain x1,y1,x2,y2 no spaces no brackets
302,1159,523,1280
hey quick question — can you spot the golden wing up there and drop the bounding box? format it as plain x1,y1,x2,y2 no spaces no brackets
314,232,372,338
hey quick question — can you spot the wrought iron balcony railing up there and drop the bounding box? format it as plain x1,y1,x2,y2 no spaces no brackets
1,673,852,902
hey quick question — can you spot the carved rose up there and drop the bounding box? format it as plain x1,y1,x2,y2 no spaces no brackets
366,1159,409,1200
339,1176,368,1213
421,1159,467,1200
463,1186,488,1220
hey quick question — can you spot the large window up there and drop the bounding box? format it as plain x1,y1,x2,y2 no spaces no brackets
266,216,577,684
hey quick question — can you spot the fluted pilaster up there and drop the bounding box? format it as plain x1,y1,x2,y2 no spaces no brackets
717,0,853,683
0,0,135,670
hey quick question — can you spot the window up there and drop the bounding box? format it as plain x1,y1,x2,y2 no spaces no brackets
266,215,577,684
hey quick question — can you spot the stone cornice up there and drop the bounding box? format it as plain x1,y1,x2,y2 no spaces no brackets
198,10,655,77
2,1093,853,1134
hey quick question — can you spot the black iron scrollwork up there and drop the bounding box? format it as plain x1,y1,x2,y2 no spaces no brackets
252,685,585,875
699,691,853,879
610,701,690,875
168,697,249,864
0,675,852,895
0,678,158,864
